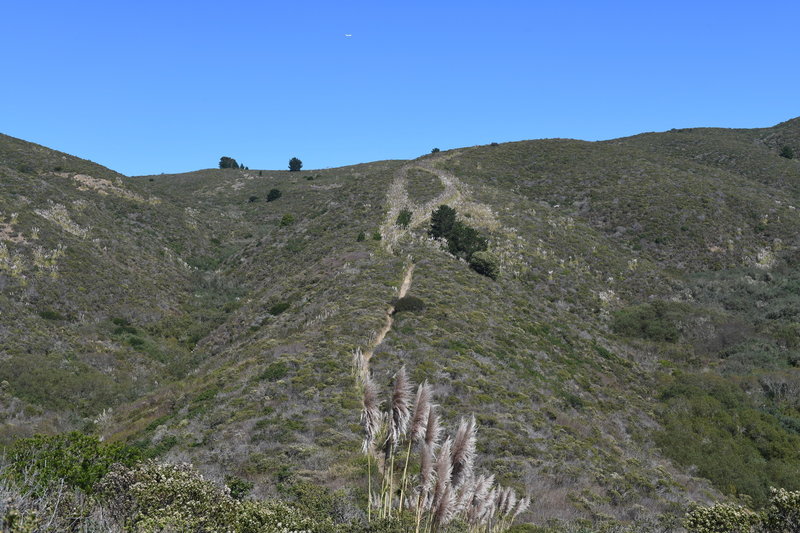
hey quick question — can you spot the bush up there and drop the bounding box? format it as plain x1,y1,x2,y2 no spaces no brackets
392,295,425,314
280,214,295,227
38,309,65,321
356,231,365,242
685,487,800,532
266,188,282,202
289,157,303,171
269,301,290,315
447,220,487,260
6,432,141,494
259,361,289,381
469,251,499,279
372,231,382,240
431,148,440,154
396,209,412,228
248,195,259,203
780,145,795,159
611,301,679,342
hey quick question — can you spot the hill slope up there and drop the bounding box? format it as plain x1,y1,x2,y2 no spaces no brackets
2,120,800,530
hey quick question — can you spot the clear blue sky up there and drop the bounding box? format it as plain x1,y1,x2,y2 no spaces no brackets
2,1,799,175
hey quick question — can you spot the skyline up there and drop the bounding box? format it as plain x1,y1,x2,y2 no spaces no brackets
2,1,799,175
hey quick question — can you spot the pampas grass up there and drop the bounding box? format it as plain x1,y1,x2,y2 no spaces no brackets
359,365,530,532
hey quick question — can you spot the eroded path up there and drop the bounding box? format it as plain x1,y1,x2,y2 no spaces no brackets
362,262,415,362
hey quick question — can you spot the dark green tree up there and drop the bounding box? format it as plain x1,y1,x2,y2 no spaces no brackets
780,145,795,159
431,148,440,154
267,188,282,202
469,251,499,279
447,221,487,260
289,157,303,171
429,205,456,239
219,156,239,169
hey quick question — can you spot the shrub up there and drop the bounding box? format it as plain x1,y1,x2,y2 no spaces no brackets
392,295,425,314
396,209,412,228
225,475,254,500
6,432,141,494
611,301,679,342
431,147,440,154
248,195,259,203
259,361,289,381
780,145,795,159
469,251,499,279
280,214,295,227
269,301,290,315
288,157,303,171
372,231,382,240
38,309,65,321
266,188,282,202
357,231,365,242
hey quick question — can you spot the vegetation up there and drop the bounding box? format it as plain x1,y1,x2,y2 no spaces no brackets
267,188,282,202
289,157,303,171
396,208,412,228
779,145,795,159
219,156,239,169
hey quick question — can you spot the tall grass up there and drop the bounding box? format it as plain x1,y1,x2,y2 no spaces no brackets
356,361,530,532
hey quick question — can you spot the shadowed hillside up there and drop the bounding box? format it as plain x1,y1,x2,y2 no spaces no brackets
2,119,800,530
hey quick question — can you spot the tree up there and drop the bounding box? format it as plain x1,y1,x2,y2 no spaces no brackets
431,148,440,154
429,205,456,239
267,188,282,202
219,156,239,169
289,157,303,171
780,145,795,159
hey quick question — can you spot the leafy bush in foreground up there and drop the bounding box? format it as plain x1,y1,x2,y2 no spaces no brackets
685,487,800,532
6,432,140,494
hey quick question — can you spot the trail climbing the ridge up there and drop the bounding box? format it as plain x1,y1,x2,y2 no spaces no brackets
363,261,414,362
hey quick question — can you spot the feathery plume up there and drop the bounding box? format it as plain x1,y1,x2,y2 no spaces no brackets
408,380,432,444
433,482,455,527
501,487,517,517
450,415,477,490
423,404,441,449
387,366,412,449
431,437,453,513
512,496,531,521
419,442,436,499
352,347,367,384
360,373,382,454
466,474,494,524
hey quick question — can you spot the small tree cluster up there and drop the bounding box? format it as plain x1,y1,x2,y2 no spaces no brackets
289,157,303,171
219,156,239,169
429,205,487,261
356,360,530,532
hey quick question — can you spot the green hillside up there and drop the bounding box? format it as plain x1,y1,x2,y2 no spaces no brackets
1,120,800,531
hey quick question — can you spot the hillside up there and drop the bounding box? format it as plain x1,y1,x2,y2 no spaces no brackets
1,120,800,531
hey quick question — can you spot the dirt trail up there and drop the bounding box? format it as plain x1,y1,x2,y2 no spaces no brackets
363,262,414,361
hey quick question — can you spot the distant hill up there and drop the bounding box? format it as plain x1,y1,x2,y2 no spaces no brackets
1,119,800,530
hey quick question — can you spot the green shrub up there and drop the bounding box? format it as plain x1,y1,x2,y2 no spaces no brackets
392,295,425,314
280,214,295,227
269,301,290,315
38,309,65,321
431,148,440,153
267,188,282,202
219,156,239,169
780,145,795,159
248,195,259,203
447,220,487,260
684,502,759,533
372,231,382,240
357,231,365,242
611,301,679,342
396,209,412,228
6,432,141,493
259,361,289,381
225,475,254,500
469,251,499,279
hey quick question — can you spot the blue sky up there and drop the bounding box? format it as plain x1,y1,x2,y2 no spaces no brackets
2,1,799,175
